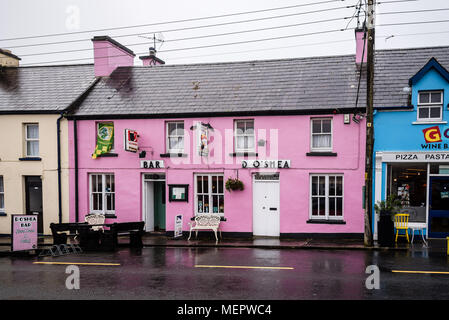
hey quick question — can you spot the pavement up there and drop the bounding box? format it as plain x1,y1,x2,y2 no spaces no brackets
0,232,440,255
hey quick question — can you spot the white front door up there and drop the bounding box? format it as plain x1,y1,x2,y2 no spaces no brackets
253,174,280,237
144,181,154,232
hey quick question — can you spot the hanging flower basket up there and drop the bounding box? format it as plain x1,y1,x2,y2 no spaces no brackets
225,178,244,192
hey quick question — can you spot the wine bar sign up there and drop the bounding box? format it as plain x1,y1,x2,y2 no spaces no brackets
11,215,38,252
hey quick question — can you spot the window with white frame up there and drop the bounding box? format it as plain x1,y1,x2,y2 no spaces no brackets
195,174,224,216
89,173,115,214
310,174,343,220
311,118,332,151
0,176,4,212
417,91,443,121
166,121,184,153
25,123,39,157
234,119,255,153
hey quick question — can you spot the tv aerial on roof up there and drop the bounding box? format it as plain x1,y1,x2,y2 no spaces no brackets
138,32,165,51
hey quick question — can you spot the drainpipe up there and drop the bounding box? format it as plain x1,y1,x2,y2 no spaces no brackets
57,113,64,223
74,119,79,222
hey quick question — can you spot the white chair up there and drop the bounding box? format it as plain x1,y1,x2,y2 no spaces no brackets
188,214,221,244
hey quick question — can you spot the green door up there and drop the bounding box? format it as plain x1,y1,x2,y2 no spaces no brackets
154,181,166,230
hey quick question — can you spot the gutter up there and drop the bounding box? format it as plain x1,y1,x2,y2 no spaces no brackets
57,112,64,223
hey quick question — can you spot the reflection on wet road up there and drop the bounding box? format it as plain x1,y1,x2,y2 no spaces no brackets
0,247,448,299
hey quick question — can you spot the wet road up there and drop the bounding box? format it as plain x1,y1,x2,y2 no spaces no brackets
0,246,448,300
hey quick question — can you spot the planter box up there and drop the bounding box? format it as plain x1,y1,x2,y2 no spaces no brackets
378,215,394,247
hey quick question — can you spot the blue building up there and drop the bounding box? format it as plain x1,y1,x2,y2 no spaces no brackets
373,47,449,240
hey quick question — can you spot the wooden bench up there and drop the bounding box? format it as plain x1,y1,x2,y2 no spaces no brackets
188,214,221,244
50,222,88,245
100,222,145,250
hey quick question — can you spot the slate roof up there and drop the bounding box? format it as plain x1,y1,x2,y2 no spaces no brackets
0,64,95,113
71,54,368,117
374,46,449,108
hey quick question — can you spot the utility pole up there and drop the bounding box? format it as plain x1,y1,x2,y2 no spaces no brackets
364,0,375,246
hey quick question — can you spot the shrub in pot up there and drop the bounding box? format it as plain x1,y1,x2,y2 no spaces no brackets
374,195,402,247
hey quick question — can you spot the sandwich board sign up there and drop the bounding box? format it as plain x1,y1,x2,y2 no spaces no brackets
11,215,38,252
174,214,183,238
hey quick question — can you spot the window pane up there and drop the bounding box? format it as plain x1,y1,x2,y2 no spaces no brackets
312,198,318,216
203,195,209,213
97,176,103,193
329,176,335,196
319,176,325,196
329,197,336,216
219,195,224,213
431,92,442,103
311,177,318,196
212,195,219,213
312,120,321,133
27,141,39,156
27,124,39,139
91,175,97,192
203,176,209,193
237,136,245,150
246,136,254,149
0,194,3,209
319,197,326,216
218,176,224,194
168,123,177,136
212,176,218,194
312,134,331,149
430,107,441,118
0,177,3,193
336,198,343,216
197,195,204,213
197,176,203,194
169,137,180,150
110,175,115,192
336,176,343,196
419,93,430,104
322,120,331,133
236,121,245,134
419,107,429,119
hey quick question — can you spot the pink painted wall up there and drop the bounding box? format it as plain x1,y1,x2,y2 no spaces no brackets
92,40,134,77
68,115,366,235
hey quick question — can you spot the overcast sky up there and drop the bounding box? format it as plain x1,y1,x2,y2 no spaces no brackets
1,0,448,66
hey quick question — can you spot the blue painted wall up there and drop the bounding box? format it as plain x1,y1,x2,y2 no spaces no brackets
372,63,449,233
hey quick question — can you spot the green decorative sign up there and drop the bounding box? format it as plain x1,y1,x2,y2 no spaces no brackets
92,123,114,159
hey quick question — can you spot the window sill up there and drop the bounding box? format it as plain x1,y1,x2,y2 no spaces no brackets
229,152,258,157
306,219,346,224
0,212,6,217
105,214,117,219
160,153,188,158
19,157,41,161
306,152,337,157
412,121,447,125
96,153,119,158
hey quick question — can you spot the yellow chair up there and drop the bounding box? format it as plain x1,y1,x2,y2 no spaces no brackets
394,214,410,243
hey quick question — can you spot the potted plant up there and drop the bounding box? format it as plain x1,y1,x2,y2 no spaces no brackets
374,194,402,247
225,177,244,192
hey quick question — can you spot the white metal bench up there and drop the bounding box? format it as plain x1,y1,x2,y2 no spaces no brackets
188,214,221,244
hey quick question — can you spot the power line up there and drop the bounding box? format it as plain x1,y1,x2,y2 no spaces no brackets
378,18,449,27
380,7,449,15
19,16,352,58
3,5,357,50
21,28,354,66
0,0,346,42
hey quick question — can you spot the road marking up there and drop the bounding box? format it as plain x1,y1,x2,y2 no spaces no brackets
195,265,294,270
392,270,449,275
33,262,120,266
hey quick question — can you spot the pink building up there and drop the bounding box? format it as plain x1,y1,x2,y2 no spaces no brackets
67,34,367,239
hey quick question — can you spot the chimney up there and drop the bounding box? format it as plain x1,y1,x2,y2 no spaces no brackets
139,47,165,66
355,28,367,64
0,49,21,67
91,36,135,77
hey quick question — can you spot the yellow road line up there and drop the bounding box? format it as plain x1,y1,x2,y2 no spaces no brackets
392,270,449,275
195,265,294,270
33,262,120,266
